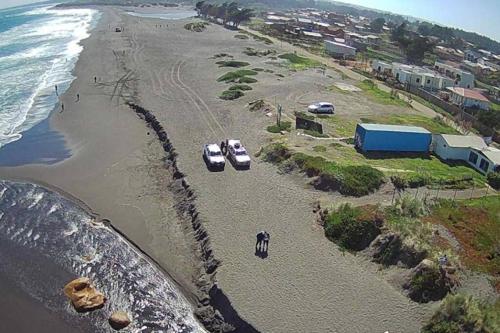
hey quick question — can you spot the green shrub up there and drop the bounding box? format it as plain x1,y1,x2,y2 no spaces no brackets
262,143,292,163
267,121,291,133
229,84,252,91
408,264,448,302
487,172,500,190
216,60,250,68
324,204,380,251
339,165,385,197
278,53,321,70
391,175,409,190
219,90,244,100
184,22,209,32
217,70,258,82
237,76,258,84
422,294,500,333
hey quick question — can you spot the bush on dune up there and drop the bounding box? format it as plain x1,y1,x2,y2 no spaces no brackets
217,69,258,82
229,84,252,91
324,204,381,251
215,60,250,68
219,89,244,100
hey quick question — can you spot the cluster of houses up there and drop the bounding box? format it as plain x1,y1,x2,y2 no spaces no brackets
355,123,500,175
263,9,385,59
371,59,492,110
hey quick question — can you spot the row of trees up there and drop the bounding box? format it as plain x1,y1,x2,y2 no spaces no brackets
391,23,435,64
195,1,253,28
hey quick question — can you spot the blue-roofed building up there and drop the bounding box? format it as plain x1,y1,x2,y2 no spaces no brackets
355,123,432,153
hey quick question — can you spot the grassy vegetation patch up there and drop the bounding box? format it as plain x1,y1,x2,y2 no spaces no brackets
220,89,244,100
425,196,500,275
237,76,258,84
184,21,209,32
252,68,264,72
217,69,258,82
303,129,329,138
324,204,381,251
267,121,291,133
243,47,276,57
234,34,249,40
357,79,410,107
422,294,500,333
313,145,327,152
215,60,250,68
278,53,322,70
228,84,252,91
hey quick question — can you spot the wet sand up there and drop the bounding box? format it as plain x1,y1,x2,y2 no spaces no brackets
0,7,433,333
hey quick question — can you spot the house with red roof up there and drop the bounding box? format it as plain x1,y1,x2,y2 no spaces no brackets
446,87,491,110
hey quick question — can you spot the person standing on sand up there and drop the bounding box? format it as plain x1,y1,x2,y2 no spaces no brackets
55,84,58,95
256,231,265,251
60,103,64,113
220,140,226,155
76,93,80,102
263,231,270,252
94,76,97,83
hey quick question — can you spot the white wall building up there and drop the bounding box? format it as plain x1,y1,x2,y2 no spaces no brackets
433,134,500,174
434,61,475,89
446,87,490,110
324,40,356,58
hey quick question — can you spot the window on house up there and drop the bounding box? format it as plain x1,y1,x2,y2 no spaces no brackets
427,79,431,84
479,159,490,172
469,151,478,164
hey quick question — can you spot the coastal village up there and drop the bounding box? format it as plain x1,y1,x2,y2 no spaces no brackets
0,1,499,333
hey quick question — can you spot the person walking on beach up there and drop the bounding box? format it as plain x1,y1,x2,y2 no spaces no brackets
94,76,97,83
60,103,64,113
55,84,58,96
220,140,226,155
76,93,80,102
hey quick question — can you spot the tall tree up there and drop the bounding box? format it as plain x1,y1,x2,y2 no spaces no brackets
370,18,385,33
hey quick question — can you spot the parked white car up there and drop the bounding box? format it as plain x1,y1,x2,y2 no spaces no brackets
308,102,334,114
227,139,251,168
203,143,225,169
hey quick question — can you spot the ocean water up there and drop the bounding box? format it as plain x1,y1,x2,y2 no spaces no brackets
0,3,99,149
0,180,207,332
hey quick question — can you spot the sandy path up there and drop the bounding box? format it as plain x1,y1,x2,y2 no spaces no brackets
120,13,430,333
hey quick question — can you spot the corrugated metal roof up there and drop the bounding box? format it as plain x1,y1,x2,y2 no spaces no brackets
446,87,490,102
480,148,500,164
358,123,430,134
439,134,487,149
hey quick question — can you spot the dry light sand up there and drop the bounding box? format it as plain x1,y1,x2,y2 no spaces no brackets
0,8,436,333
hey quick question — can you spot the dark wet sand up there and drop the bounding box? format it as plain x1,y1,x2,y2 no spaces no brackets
0,272,78,333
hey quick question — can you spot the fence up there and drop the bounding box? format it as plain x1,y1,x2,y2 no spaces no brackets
406,86,498,141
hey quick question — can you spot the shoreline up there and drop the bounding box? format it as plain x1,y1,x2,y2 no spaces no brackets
0,6,434,332
0,7,258,332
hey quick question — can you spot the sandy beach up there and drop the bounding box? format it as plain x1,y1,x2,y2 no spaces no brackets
0,7,434,332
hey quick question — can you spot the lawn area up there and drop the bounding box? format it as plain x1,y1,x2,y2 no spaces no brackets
425,196,500,275
306,144,486,187
357,80,410,107
320,113,459,138
278,53,322,70
360,47,404,63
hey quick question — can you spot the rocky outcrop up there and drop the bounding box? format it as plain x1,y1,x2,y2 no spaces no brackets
368,232,427,268
109,311,131,330
403,259,458,303
63,277,106,312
